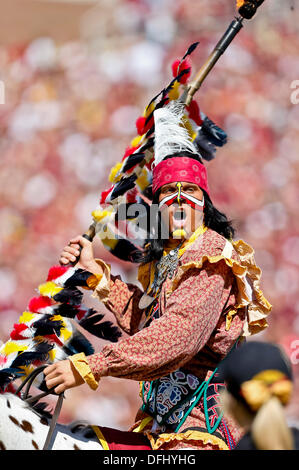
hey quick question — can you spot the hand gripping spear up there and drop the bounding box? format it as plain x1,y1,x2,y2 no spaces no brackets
0,0,266,393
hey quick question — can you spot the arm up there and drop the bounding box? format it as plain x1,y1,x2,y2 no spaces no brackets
91,260,145,335
44,259,233,393
59,235,145,335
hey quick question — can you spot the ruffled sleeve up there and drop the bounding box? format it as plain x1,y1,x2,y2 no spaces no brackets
169,234,272,337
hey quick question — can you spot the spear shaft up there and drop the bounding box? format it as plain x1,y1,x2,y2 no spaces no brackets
184,16,244,106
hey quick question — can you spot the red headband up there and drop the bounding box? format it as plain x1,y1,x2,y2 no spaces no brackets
152,156,210,196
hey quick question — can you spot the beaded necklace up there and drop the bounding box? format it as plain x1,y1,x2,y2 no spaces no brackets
138,224,208,328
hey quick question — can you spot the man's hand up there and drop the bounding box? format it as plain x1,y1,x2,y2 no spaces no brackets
59,235,103,275
44,360,85,395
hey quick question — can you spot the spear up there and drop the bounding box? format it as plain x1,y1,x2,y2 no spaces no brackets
184,0,266,105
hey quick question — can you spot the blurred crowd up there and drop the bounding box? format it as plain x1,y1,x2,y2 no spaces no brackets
0,0,299,430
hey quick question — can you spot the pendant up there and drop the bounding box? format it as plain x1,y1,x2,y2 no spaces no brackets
139,293,155,309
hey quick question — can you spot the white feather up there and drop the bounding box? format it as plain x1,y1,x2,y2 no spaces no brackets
153,100,198,165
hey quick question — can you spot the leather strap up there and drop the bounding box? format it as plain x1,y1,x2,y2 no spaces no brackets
15,365,64,450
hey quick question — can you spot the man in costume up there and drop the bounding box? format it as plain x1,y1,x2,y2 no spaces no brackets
44,101,272,451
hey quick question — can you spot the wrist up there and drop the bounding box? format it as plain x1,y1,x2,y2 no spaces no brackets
85,261,104,276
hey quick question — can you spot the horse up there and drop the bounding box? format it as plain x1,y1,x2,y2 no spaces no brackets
0,391,103,450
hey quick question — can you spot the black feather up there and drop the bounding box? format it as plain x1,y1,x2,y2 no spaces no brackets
54,303,81,319
182,41,200,60
0,370,18,390
145,125,155,139
0,342,53,390
194,131,216,161
201,116,227,147
53,287,83,305
62,330,94,356
110,174,137,200
79,311,121,342
63,268,93,288
122,153,146,173
164,69,191,93
111,238,144,263
33,316,64,337
138,137,154,153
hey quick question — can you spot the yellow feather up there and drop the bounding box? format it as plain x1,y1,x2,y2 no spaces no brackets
49,348,56,362
102,237,118,250
108,162,123,183
136,168,150,191
143,102,155,118
168,80,180,101
19,364,35,378
38,281,63,298
130,135,143,148
19,311,36,324
3,341,28,355
92,208,114,223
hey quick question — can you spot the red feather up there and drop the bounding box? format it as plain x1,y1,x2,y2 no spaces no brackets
122,145,140,161
135,116,154,136
10,323,29,340
136,116,146,136
28,296,52,313
186,100,203,126
47,265,69,281
43,334,64,347
126,188,138,203
171,58,192,84
100,187,113,204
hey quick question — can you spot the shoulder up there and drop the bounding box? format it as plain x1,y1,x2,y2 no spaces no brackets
181,228,239,265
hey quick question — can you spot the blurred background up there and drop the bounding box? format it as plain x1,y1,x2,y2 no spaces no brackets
0,0,299,431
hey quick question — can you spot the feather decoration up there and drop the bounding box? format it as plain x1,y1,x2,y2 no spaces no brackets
78,310,122,343
61,330,95,357
52,287,84,305
122,153,146,174
11,341,53,368
0,262,122,392
28,296,53,313
193,116,228,161
31,316,65,337
110,174,138,201
182,41,200,60
201,116,227,147
153,100,199,166
53,303,84,319
63,269,94,288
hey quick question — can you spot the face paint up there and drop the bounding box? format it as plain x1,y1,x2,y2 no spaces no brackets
176,182,183,205
158,190,205,211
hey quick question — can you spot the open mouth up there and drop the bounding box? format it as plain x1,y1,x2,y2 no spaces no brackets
173,209,187,227
173,209,186,220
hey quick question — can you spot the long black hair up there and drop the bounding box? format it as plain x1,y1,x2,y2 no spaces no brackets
136,152,235,264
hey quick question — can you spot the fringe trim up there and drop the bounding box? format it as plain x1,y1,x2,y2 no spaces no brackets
69,352,99,391
144,429,229,450
138,238,272,337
